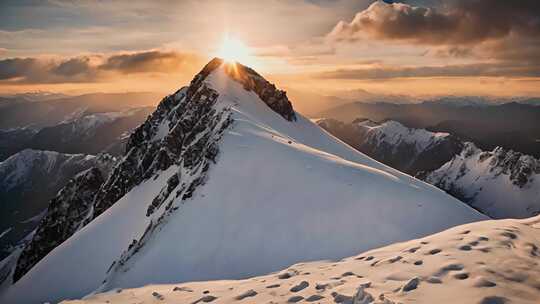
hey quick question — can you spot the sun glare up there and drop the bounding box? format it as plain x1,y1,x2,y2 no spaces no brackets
216,35,252,64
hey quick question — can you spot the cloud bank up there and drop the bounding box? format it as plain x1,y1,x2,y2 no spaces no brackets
0,50,204,84
324,0,540,79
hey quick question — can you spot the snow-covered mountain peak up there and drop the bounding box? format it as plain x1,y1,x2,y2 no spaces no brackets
1,60,486,304
196,58,296,121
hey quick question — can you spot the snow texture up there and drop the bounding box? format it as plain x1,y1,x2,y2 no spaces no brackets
65,215,540,304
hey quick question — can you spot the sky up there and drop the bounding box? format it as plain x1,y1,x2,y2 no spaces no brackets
1,0,540,97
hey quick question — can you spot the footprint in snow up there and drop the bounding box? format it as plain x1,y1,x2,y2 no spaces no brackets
402,277,420,292
290,281,309,292
192,295,217,304
407,246,421,253
305,294,325,302
473,277,497,288
152,291,164,300
173,286,193,292
287,295,304,303
500,232,518,240
426,277,442,284
433,263,464,277
453,272,469,280
331,292,352,303
278,269,299,279
479,296,509,304
427,248,442,255
388,256,403,263
459,245,473,251
235,289,257,300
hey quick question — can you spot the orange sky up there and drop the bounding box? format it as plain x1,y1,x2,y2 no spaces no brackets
1,0,539,98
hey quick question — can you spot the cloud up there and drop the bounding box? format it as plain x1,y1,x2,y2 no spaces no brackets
315,62,540,80
100,50,200,74
0,50,204,84
326,0,540,79
52,56,94,77
0,57,41,80
328,0,540,45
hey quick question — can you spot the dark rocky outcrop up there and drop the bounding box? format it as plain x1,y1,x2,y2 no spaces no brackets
219,60,296,122
13,168,106,282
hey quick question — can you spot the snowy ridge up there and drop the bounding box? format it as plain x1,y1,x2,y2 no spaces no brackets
317,119,540,219
358,120,449,155
317,119,461,175
0,150,84,191
65,215,540,304
0,59,485,304
425,142,540,219
0,150,114,191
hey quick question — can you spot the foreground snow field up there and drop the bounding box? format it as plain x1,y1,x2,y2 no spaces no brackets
0,59,485,303
65,215,540,304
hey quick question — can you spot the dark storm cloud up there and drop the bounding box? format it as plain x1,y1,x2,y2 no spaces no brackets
329,0,540,45
315,62,540,80
0,50,202,84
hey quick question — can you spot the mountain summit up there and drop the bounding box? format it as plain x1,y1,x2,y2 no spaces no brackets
0,59,485,303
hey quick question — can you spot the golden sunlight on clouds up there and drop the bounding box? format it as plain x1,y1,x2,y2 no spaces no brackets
1,0,540,99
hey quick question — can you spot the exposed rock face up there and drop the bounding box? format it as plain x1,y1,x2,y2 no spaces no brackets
90,58,233,219
219,61,296,122
12,168,106,282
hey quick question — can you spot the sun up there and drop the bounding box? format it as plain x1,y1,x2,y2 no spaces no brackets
216,35,252,64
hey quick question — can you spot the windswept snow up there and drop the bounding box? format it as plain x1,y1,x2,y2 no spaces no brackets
0,61,485,304
65,215,540,304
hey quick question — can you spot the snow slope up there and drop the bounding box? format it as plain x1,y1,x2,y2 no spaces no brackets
0,59,485,303
65,215,540,304
425,143,540,219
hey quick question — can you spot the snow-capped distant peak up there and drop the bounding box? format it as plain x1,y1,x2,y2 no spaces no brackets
361,121,449,153
425,142,540,218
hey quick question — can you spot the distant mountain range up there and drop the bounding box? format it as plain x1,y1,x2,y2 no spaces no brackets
0,92,161,130
0,150,116,260
318,119,540,219
0,93,159,161
319,99,540,158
